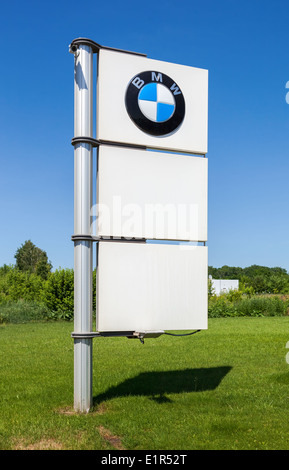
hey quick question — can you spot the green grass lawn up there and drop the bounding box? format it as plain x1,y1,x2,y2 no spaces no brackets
0,317,289,450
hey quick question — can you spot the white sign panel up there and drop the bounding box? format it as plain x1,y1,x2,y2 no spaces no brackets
96,241,208,332
97,49,208,154
97,145,207,241
211,279,239,296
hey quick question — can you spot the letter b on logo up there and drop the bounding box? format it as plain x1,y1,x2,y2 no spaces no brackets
132,77,144,89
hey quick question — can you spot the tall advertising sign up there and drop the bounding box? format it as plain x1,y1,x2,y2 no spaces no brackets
70,38,208,412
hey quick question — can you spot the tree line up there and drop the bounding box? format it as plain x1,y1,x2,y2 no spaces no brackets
208,264,289,294
1,241,289,324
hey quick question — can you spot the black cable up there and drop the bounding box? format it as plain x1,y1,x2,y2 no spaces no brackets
164,329,201,337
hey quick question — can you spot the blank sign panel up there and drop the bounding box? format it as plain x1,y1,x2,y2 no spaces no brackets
97,145,207,242
96,241,208,332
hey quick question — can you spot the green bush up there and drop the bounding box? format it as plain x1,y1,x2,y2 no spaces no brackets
42,268,74,320
235,296,289,317
208,292,289,318
208,294,238,317
0,269,44,303
0,266,98,323
0,300,52,324
0,267,75,322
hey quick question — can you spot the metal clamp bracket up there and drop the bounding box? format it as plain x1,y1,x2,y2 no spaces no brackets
71,136,147,151
71,234,96,242
72,331,135,339
71,330,165,344
71,235,146,243
71,137,99,147
69,37,147,57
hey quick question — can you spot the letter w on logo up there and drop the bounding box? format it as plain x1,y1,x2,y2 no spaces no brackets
170,83,181,95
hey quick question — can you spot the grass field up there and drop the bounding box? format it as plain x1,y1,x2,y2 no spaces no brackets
1,317,289,450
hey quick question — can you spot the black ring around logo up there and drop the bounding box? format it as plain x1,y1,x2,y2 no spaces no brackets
125,71,185,136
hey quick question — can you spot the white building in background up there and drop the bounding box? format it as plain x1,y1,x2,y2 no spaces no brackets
209,276,239,296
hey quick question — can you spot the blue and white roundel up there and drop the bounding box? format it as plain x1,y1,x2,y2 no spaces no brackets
138,83,175,123
125,71,185,136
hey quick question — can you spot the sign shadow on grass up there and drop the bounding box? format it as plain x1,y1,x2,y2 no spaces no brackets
93,366,232,405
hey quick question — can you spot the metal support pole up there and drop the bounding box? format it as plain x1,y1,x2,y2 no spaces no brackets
72,44,93,413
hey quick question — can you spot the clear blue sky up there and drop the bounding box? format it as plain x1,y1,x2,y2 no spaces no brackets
1,0,289,271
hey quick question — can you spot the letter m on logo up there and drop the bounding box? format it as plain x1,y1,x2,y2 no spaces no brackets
151,72,163,82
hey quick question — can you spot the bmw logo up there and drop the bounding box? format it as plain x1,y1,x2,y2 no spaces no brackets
125,71,185,136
